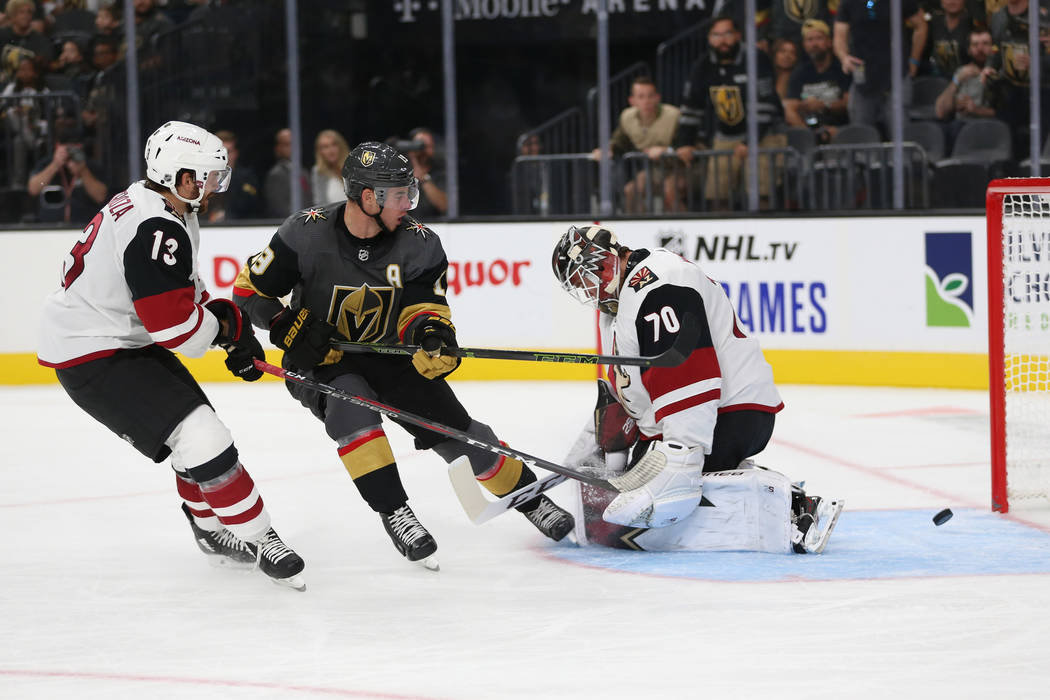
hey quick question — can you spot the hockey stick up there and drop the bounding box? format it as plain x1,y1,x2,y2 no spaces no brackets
329,314,698,368
447,456,569,524
252,359,621,491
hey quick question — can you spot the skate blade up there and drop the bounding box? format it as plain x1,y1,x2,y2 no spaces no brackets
270,573,307,591
416,554,440,572
806,499,845,554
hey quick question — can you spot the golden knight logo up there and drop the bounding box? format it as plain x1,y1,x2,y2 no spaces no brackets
360,150,375,167
328,283,395,342
784,0,816,22
710,85,745,127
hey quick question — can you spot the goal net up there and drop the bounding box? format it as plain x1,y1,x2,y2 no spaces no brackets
987,179,1050,512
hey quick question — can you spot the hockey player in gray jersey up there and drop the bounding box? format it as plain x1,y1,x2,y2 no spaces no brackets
37,121,305,589
234,141,574,569
552,224,843,554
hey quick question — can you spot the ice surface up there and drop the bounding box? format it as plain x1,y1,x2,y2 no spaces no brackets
2,380,1049,699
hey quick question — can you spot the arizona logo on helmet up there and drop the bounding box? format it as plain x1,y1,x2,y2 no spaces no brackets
360,151,375,167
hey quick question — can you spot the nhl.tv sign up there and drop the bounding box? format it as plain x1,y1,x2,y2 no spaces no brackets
924,232,973,327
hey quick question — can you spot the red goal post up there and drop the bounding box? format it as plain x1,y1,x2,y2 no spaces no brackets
987,178,1050,513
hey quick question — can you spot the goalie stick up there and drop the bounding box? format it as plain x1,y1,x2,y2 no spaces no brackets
330,313,699,368
252,359,622,491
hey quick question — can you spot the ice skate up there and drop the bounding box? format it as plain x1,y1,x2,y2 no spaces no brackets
520,495,575,542
791,494,844,554
246,527,306,591
181,503,256,568
381,504,439,571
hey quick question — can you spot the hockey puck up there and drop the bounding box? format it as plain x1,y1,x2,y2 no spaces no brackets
933,508,953,526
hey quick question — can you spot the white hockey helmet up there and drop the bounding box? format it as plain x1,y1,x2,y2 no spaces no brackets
144,121,231,209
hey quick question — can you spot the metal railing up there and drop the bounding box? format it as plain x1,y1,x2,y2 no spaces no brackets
808,142,930,210
1,91,82,189
655,21,708,107
516,107,589,158
509,147,806,216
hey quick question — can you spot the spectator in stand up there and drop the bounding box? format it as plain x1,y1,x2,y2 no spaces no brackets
402,126,448,218
26,126,108,225
127,0,174,52
928,0,975,77
934,28,998,149
208,130,260,221
55,38,92,84
310,128,350,205
0,0,55,69
766,0,835,45
772,38,800,101
81,36,118,154
93,2,122,47
986,0,1050,158
834,0,928,133
263,127,311,219
673,15,786,209
1,53,48,188
591,75,682,214
785,19,851,144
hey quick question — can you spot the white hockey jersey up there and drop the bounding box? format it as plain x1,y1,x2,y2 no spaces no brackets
600,248,782,456
37,181,220,368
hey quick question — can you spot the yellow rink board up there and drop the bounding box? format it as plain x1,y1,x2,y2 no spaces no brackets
2,349,989,389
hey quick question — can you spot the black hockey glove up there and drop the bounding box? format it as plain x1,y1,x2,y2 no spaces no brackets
405,315,460,380
205,299,264,381
269,306,339,369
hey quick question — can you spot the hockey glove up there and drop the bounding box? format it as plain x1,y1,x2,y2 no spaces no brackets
604,440,704,528
205,298,264,381
405,315,460,380
269,307,340,369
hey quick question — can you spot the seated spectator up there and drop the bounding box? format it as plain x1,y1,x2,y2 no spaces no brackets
834,0,928,132
0,0,54,68
767,0,834,46
93,2,122,48
26,128,108,225
986,0,1050,158
54,38,92,83
404,126,448,218
263,127,311,218
127,0,174,52
591,75,681,213
310,128,350,205
673,16,786,209
2,53,48,188
784,19,851,144
935,28,997,128
80,36,118,154
208,129,260,221
772,38,799,101
928,0,975,77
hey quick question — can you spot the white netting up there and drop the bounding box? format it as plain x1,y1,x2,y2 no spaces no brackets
1000,192,1050,505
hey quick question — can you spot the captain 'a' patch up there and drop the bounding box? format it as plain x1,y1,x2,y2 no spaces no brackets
628,266,658,291
328,283,396,342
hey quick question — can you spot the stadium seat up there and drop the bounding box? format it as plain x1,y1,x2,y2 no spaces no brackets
903,121,945,162
909,76,949,122
940,118,1012,165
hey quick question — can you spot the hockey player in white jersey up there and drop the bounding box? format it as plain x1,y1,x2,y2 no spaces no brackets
37,121,306,589
552,224,843,554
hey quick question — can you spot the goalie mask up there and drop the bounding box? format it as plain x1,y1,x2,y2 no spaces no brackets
552,225,624,315
144,121,231,210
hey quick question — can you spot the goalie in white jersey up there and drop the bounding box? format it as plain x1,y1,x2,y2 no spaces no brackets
37,121,306,589
553,224,843,554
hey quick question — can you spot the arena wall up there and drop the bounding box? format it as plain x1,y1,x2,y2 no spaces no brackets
1,215,989,388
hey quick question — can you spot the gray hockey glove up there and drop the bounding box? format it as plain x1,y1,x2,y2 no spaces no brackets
269,307,342,368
